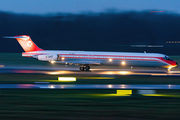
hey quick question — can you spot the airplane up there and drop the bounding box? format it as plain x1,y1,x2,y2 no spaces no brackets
5,35,177,71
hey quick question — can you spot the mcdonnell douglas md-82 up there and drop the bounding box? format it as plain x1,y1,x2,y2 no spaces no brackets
5,35,177,71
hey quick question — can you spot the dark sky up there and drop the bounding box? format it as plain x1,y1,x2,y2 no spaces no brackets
0,0,179,14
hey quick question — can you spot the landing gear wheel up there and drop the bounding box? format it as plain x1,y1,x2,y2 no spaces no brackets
79,66,90,71
80,67,84,71
85,66,90,71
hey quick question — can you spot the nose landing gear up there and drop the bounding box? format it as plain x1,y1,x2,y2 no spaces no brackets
80,66,90,71
167,67,172,72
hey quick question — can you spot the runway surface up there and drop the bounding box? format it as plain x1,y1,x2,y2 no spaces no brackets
1,66,180,90
0,84,179,89
1,66,180,76
0,84,180,89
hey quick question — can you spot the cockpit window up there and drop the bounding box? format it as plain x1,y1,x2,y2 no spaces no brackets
163,56,172,60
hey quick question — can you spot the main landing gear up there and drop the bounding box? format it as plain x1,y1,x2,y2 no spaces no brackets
80,66,90,71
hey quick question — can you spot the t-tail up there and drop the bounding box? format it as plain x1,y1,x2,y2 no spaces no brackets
4,35,43,52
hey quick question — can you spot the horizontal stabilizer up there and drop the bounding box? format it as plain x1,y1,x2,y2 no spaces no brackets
4,36,27,39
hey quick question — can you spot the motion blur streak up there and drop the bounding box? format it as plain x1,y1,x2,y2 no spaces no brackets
99,71,131,75
169,71,180,73
3,66,180,76
50,85,55,89
143,94,180,98
90,90,132,97
46,71,73,75
1,84,180,89
119,71,131,75
92,93,131,97
77,77,114,79
121,85,126,89
151,74,167,76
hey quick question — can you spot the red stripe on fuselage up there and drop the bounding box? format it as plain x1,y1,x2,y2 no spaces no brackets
58,54,177,66
58,54,159,61
58,54,156,58
159,58,177,66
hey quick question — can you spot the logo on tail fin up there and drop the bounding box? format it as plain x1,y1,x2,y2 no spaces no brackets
27,41,33,47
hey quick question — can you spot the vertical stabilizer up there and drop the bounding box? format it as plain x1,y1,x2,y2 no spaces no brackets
5,35,43,52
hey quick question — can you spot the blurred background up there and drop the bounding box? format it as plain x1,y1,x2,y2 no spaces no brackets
0,0,180,55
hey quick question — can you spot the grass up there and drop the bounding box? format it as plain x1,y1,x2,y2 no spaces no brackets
0,89,179,120
0,89,180,120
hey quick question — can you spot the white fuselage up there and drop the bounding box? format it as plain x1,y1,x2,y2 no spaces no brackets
22,50,177,68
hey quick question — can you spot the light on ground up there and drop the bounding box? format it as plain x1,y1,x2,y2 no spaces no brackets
116,90,132,96
58,77,76,81
0,65,4,67
50,61,55,64
103,71,114,75
168,84,171,89
121,84,126,88
108,85,112,88
78,77,114,79
151,74,167,76
119,71,130,75
50,85,55,88
46,71,72,75
47,71,60,75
